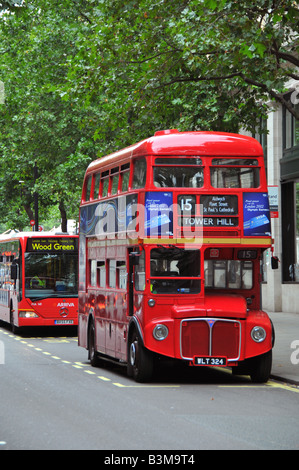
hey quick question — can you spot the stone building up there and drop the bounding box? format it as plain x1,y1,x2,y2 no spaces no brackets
252,79,299,313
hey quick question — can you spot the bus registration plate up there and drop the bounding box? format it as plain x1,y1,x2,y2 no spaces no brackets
193,356,227,366
54,320,74,325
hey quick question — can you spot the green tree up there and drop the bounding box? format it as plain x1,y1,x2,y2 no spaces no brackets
0,1,96,231
62,0,299,146
0,0,298,231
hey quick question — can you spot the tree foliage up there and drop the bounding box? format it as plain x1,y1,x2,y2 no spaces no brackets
0,1,97,230
63,0,299,142
0,0,298,231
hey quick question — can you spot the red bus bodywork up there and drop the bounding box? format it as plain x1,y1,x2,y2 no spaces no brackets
0,232,78,330
78,130,275,382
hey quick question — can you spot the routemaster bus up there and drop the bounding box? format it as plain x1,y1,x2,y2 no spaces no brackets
0,232,78,331
78,129,276,382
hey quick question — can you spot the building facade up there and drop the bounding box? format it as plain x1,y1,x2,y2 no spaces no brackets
255,80,299,314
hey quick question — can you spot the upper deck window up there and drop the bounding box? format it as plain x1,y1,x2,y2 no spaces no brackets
132,158,146,189
110,167,119,195
120,163,130,192
101,170,109,197
154,157,203,188
210,158,260,188
93,173,101,199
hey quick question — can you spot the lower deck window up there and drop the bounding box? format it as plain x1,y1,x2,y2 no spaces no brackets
150,247,201,294
204,260,253,289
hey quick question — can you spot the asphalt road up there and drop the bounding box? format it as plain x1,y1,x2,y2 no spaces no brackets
1,322,299,451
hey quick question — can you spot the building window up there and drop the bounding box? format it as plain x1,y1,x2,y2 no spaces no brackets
284,103,299,149
281,96,299,282
281,181,299,282
296,181,299,280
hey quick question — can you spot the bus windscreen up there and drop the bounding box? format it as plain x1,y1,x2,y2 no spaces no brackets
25,238,78,300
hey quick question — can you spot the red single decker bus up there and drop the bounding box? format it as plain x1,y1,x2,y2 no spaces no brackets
0,232,78,331
78,130,276,382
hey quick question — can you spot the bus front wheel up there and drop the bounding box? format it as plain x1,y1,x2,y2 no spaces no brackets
232,350,272,383
249,350,272,383
10,306,18,334
127,329,153,383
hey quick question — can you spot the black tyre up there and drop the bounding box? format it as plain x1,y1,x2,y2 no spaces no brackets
10,307,18,335
249,350,272,383
88,321,101,367
127,328,153,382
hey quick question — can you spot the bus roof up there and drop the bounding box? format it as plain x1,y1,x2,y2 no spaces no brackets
87,130,264,173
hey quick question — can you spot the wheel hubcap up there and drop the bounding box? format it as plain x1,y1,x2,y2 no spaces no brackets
130,342,136,366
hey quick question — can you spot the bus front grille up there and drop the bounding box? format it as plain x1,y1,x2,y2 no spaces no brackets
180,318,241,362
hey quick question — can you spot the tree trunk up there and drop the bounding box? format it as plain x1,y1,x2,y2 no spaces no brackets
59,200,68,233
23,204,34,222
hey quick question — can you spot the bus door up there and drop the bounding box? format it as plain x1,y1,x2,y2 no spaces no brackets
128,248,145,316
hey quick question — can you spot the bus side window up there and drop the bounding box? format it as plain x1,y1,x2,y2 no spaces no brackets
93,173,101,199
90,260,97,287
132,158,146,189
117,261,127,290
101,171,109,198
110,168,119,195
109,260,116,288
121,170,130,192
120,163,130,192
97,261,106,287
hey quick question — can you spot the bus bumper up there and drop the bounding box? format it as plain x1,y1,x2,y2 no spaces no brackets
17,313,78,328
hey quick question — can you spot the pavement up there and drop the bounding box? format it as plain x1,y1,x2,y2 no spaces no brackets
267,311,299,386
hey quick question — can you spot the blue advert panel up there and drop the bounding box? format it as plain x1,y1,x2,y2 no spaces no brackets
145,192,173,236
79,194,138,237
243,192,271,236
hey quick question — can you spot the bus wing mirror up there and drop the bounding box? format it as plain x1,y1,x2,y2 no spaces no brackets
271,256,279,269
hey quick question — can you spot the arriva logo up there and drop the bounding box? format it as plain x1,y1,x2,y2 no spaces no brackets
57,302,75,307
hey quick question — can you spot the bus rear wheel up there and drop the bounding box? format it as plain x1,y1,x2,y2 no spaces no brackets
88,320,101,367
128,329,153,383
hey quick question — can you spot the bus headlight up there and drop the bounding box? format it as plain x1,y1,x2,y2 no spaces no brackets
19,311,39,318
148,298,156,307
153,324,168,341
251,326,266,343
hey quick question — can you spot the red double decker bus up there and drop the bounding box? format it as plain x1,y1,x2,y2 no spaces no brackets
78,130,275,382
0,232,78,331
